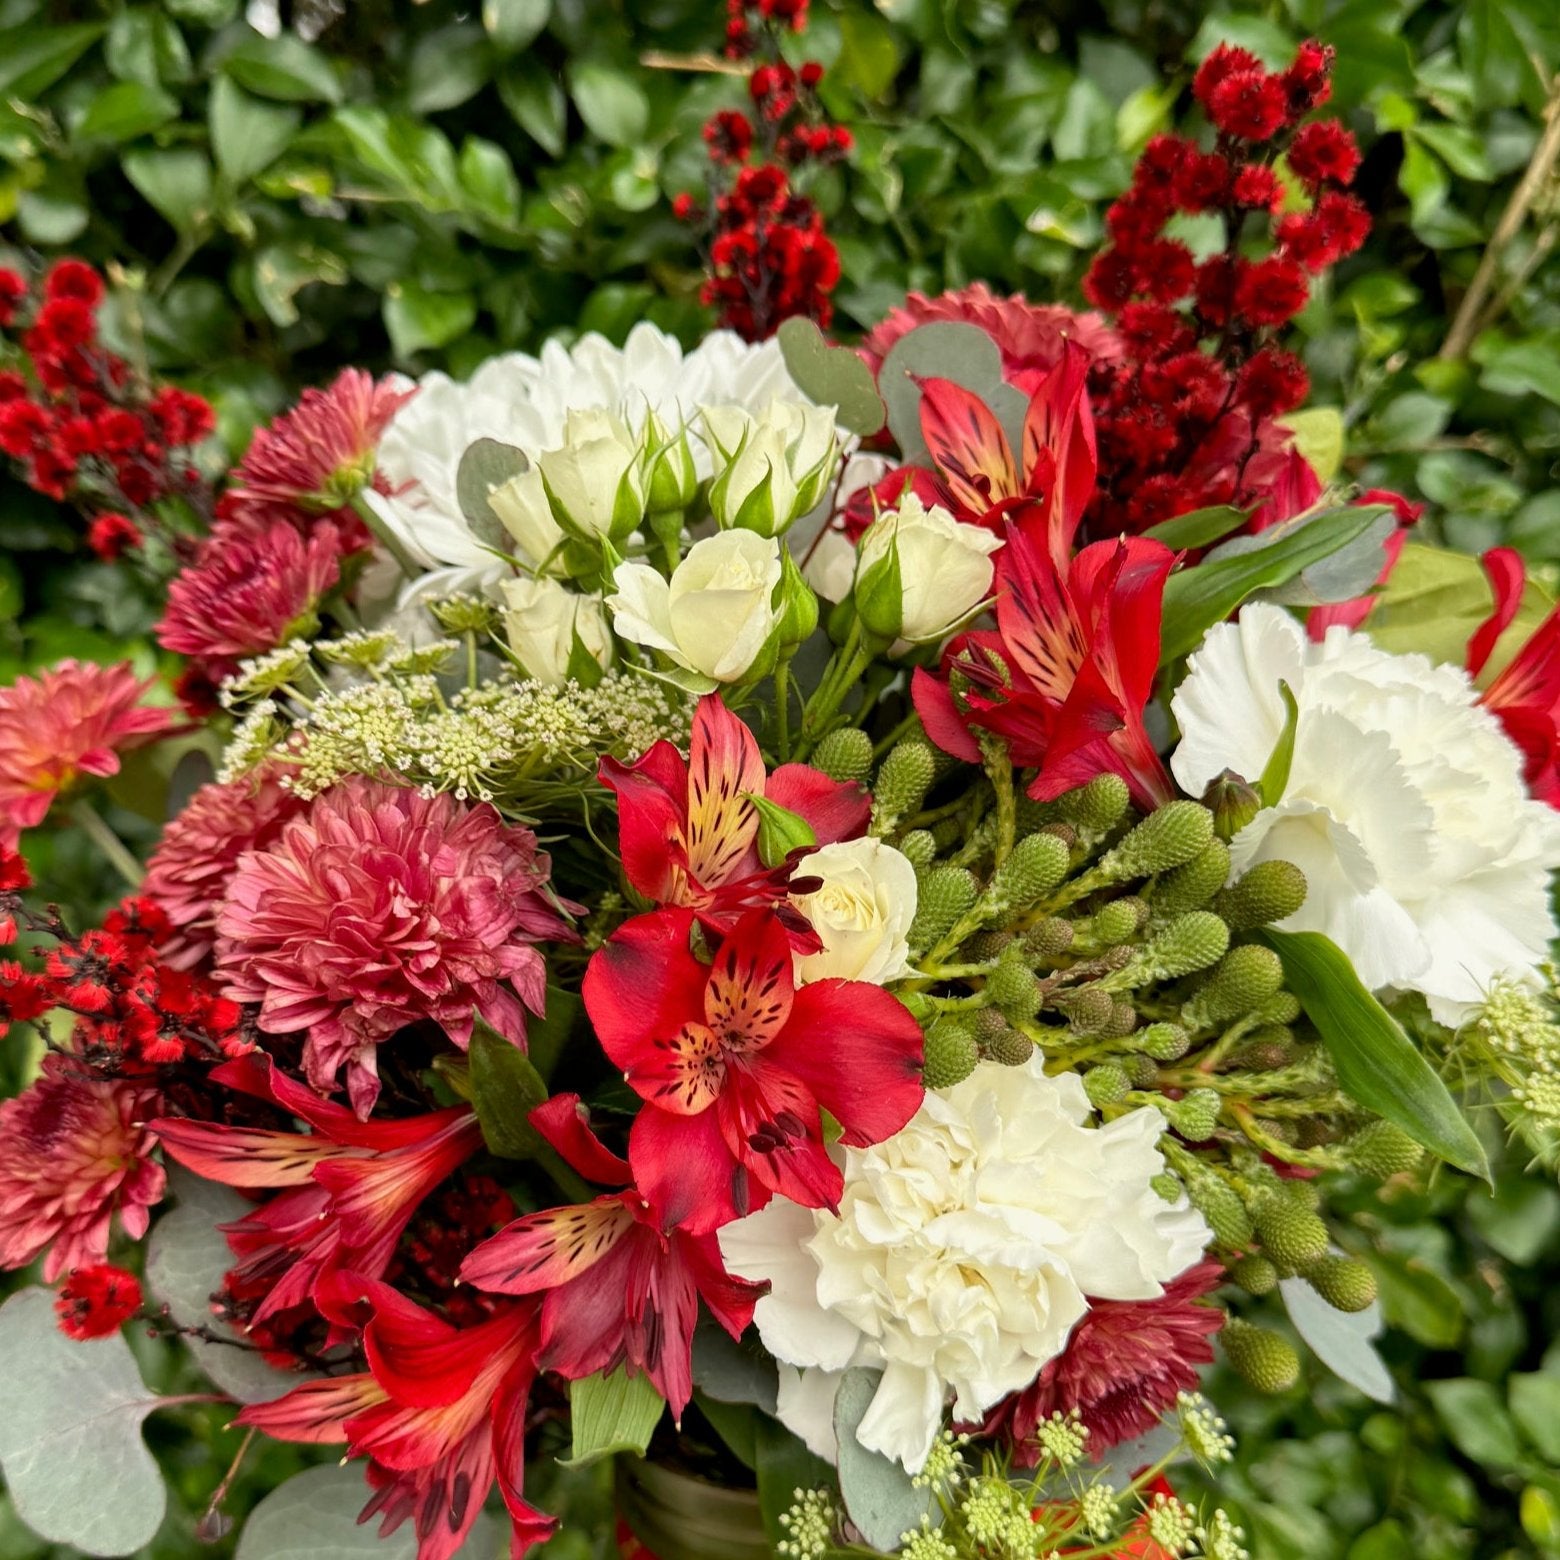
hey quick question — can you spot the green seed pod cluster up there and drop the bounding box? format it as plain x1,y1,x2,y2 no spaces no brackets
1186,1172,1254,1248
1164,1087,1220,1142
1303,1255,1377,1313
1059,772,1130,835
1215,860,1309,930
986,955,1042,1021
1223,1319,1300,1393
983,1024,1034,1066
1183,944,1285,1029
871,739,935,833
899,829,937,870
810,727,874,784
1231,1253,1279,1296
1152,839,1232,915
1083,1063,1132,1107
1344,1120,1425,1178
923,1017,980,1089
909,866,978,950
1133,910,1231,981
1253,1195,1331,1269
1101,801,1215,880
986,830,1071,913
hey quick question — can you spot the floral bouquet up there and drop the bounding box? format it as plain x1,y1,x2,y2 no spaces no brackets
2,23,1559,1560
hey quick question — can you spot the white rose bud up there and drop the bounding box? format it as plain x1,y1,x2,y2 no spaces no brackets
790,838,919,986
607,529,784,687
643,408,700,515
488,465,568,576
703,400,840,537
855,493,1002,644
536,407,647,543
500,576,614,687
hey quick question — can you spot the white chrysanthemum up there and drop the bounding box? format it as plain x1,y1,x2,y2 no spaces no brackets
363,324,805,592
1171,604,1560,1023
718,1059,1209,1474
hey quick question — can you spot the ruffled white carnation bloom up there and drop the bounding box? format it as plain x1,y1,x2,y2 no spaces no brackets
1171,603,1560,1023
363,325,806,595
718,1060,1208,1473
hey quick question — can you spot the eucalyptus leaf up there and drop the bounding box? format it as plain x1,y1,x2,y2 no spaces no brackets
776,317,886,436
469,1014,549,1158
0,1289,167,1557
876,321,1029,468
1279,1277,1395,1405
455,437,528,550
145,1167,308,1404
832,1367,934,1551
1257,510,1397,607
563,1369,665,1466
235,1462,495,1558
690,1319,779,1414
1257,929,1489,1180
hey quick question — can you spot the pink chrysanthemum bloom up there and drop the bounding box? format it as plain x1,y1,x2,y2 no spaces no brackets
0,1057,165,1281
223,368,414,549
214,778,578,1117
156,519,341,677
144,769,303,969
983,1261,1225,1455
859,283,1122,389
0,659,175,847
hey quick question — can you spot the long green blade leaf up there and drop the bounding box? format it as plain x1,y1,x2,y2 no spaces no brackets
1257,929,1489,1182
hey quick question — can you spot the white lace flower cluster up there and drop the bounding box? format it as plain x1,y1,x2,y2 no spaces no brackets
719,1057,1209,1475
1172,603,1560,1022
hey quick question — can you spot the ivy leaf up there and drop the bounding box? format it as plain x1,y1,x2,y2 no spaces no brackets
468,1014,549,1158
1257,929,1489,1181
776,317,886,436
0,1289,167,1557
236,1462,495,1558
563,1369,665,1466
832,1367,934,1551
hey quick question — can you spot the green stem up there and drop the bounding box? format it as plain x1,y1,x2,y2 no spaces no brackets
979,733,1016,868
351,493,421,580
795,624,875,757
773,652,794,762
72,799,144,888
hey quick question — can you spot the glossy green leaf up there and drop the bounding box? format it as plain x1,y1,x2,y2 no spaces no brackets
210,76,300,183
484,0,550,52
74,81,180,144
0,25,105,99
1427,1378,1524,1469
499,61,566,156
384,283,477,359
1141,505,1248,550
407,25,492,115
468,1015,549,1158
567,60,649,147
1257,681,1300,805
1510,1374,1560,1463
123,147,212,230
222,32,342,104
459,137,522,225
1258,929,1489,1180
564,1370,665,1466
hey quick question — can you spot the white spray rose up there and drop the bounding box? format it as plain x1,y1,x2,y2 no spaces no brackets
790,838,918,986
855,494,1002,644
499,576,614,687
488,466,568,575
1172,603,1560,1022
536,407,647,542
703,400,840,536
607,530,784,687
719,1060,1209,1473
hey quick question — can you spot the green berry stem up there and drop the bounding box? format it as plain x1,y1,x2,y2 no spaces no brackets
1229,1102,1340,1169
978,731,1016,869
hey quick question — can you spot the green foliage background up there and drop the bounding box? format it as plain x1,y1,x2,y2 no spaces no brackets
1,0,1558,1554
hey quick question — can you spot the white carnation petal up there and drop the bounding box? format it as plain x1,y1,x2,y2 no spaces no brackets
856,1360,945,1475
775,1366,845,1463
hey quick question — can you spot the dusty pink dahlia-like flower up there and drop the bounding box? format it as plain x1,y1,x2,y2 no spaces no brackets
144,768,303,969
222,368,414,549
157,519,341,676
214,778,578,1116
0,1057,165,1281
0,659,175,846
859,283,1122,388
983,1260,1225,1455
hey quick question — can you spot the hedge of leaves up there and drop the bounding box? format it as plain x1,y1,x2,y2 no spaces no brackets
2,0,1559,1555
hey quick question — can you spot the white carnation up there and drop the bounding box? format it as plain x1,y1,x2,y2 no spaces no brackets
718,1059,1208,1473
1171,603,1560,1023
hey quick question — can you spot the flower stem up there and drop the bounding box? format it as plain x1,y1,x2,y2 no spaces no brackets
773,653,794,762
979,732,1015,868
351,493,421,580
72,799,144,888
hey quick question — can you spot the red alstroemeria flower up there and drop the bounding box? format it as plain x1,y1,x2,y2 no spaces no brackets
240,1273,553,1560
153,1054,481,1329
600,693,868,932
1467,547,1560,807
461,1093,763,1418
583,906,924,1235
914,520,1177,808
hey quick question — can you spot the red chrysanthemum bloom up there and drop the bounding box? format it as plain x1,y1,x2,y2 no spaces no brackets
156,519,342,676
148,385,215,447
86,512,143,562
1236,346,1310,417
214,779,577,1117
0,1058,165,1280
858,284,1122,388
144,769,303,970
984,1261,1225,1456
223,368,413,546
0,660,175,847
55,1262,143,1339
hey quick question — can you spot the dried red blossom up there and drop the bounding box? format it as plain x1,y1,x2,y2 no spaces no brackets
85,511,143,561
55,1262,143,1340
1288,119,1362,188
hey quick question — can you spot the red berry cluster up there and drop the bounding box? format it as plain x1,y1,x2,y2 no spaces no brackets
675,2,850,339
0,260,214,558
55,1262,143,1340
1081,41,1369,533
0,861,249,1070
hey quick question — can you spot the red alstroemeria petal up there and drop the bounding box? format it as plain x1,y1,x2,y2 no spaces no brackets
626,1020,729,1115
583,909,711,1083
1468,546,1528,679
151,1117,354,1186
461,1197,637,1295
237,1372,387,1443
1018,340,1096,568
764,764,871,845
911,665,984,763
365,1292,532,1413
717,1060,842,1211
994,521,1089,705
916,375,1020,518
528,1093,631,1185
492,1364,558,1557
703,909,794,1053
675,1225,766,1343
600,740,690,904
628,1102,766,1236
767,980,926,1147
211,1052,435,1151
684,695,766,891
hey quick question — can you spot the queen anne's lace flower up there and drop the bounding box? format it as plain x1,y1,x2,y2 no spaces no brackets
719,1058,1208,1472
1172,603,1560,1021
